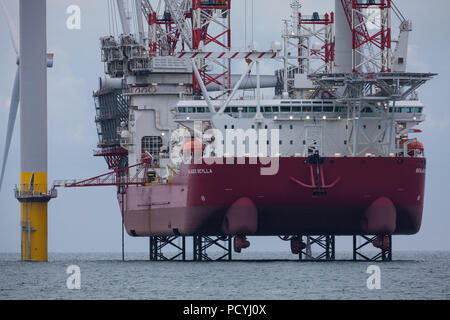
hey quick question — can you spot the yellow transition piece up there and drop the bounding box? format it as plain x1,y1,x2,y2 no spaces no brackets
20,172,48,262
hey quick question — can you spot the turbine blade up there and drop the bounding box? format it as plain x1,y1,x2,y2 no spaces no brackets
0,0,19,56
0,67,20,192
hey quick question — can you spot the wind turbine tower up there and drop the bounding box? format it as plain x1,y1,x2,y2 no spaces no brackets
14,0,54,262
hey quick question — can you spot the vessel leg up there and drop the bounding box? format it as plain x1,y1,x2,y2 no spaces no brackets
299,235,335,261
388,235,392,261
193,236,201,261
353,235,393,262
150,236,157,261
150,236,185,261
182,236,186,261
331,236,335,260
192,236,232,261
228,237,232,261
119,186,126,262
326,236,330,260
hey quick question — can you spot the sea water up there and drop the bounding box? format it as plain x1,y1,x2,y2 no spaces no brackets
0,251,448,300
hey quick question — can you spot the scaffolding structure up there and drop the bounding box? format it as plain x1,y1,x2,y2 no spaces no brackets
353,235,392,261
138,235,396,262
191,0,231,94
310,72,435,156
279,0,335,98
298,11,335,75
93,86,130,169
299,236,336,261
147,0,192,56
150,236,187,261
352,0,391,72
193,236,232,261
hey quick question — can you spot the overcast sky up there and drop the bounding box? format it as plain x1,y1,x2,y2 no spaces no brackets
0,0,449,255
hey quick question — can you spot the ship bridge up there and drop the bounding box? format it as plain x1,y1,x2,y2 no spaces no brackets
174,98,425,123
172,97,426,159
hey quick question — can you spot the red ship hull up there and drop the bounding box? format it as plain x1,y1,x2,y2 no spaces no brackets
119,157,426,237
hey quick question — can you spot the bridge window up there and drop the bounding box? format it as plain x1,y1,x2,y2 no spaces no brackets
142,136,163,155
335,106,347,113
313,106,322,112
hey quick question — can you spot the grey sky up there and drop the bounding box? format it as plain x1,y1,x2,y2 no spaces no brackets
0,0,449,254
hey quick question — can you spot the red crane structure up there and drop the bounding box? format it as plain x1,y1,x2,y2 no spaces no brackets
341,0,391,72
191,0,232,94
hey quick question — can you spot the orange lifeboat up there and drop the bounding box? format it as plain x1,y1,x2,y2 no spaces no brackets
407,141,424,156
181,139,205,155
400,139,424,156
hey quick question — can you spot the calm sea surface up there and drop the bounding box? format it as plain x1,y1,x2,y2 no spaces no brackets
0,251,449,300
